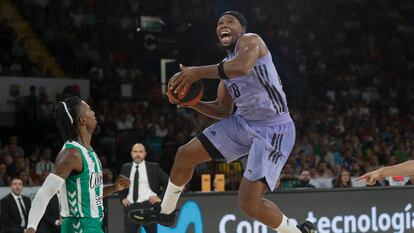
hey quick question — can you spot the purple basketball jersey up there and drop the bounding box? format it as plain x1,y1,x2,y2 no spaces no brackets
224,51,289,122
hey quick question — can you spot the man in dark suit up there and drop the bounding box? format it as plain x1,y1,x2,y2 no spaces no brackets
119,143,168,233
0,177,31,233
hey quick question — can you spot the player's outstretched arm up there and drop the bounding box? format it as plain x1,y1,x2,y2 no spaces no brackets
169,33,264,93
103,175,130,197
189,81,234,119
26,148,83,233
357,160,414,185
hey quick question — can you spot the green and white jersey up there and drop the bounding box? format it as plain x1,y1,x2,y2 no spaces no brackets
58,140,104,218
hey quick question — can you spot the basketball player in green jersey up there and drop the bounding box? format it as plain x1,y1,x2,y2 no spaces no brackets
26,97,130,233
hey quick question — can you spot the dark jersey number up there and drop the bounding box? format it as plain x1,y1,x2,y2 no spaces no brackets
230,83,241,98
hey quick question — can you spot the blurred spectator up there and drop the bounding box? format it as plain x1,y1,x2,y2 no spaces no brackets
9,156,27,178
27,145,40,170
315,161,333,178
349,162,363,177
365,154,381,172
116,112,134,130
293,169,316,188
280,164,299,189
38,94,53,123
100,155,116,184
0,163,11,186
405,175,414,186
333,169,353,188
0,19,39,77
103,168,115,184
324,142,342,171
3,155,14,169
155,119,168,138
2,136,25,157
18,171,35,186
386,155,397,166
35,147,55,176
144,127,163,161
342,148,357,170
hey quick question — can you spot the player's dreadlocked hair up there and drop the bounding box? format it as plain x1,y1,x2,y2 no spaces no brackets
53,96,81,142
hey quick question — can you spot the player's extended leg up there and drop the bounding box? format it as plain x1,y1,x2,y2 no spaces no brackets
127,137,211,226
169,137,212,186
159,137,212,215
238,178,315,233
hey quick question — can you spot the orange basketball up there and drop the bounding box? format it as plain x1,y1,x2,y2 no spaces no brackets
167,79,204,106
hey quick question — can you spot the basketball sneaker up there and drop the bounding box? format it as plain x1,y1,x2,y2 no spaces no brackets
297,220,317,233
127,204,178,226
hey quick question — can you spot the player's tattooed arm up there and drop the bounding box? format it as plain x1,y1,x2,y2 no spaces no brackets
53,148,83,180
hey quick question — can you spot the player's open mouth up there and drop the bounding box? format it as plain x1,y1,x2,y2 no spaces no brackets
220,31,231,43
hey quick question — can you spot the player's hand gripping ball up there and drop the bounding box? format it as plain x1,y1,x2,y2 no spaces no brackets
167,73,204,107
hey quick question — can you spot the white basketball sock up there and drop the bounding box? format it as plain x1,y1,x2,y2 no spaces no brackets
160,180,184,214
274,215,302,233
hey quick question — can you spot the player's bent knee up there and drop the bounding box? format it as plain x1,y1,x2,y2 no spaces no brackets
174,146,187,163
175,139,211,168
174,145,200,168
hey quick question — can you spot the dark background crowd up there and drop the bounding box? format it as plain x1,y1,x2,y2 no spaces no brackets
0,0,413,191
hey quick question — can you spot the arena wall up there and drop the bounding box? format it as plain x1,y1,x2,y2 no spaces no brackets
107,187,414,233
2,187,412,232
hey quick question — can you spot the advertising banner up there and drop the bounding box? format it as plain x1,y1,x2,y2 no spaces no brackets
107,187,414,233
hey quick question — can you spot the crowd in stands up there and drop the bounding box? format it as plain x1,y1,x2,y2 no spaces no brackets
0,19,47,77
0,0,413,192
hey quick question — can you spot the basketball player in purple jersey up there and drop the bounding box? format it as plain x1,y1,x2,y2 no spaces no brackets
129,11,316,233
